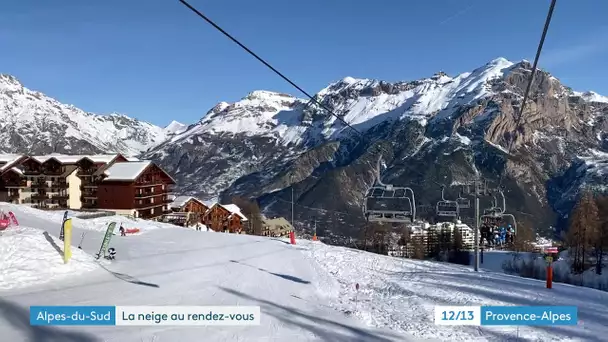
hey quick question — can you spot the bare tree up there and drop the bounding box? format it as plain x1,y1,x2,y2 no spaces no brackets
231,197,264,235
567,190,599,274
512,221,535,253
594,196,608,275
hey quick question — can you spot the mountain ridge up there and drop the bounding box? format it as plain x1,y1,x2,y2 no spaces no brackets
3,57,608,238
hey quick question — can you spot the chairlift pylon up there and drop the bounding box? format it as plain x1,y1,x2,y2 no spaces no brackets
362,157,416,223
435,185,459,218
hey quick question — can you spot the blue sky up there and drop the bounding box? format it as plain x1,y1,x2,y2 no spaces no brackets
1,0,607,127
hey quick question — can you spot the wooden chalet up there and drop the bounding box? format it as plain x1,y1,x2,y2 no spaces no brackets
164,196,209,226
204,203,248,233
97,161,176,220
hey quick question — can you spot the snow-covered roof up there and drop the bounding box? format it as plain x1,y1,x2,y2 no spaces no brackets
8,167,23,175
0,154,24,164
220,204,248,221
103,161,152,181
126,157,140,161
29,154,120,164
0,154,25,172
170,196,207,209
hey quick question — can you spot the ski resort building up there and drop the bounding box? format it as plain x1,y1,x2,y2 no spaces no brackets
0,154,28,204
261,216,293,237
389,221,476,258
96,161,176,219
204,202,248,233
0,153,176,219
163,196,210,226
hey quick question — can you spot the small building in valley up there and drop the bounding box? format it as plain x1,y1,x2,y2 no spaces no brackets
261,216,293,237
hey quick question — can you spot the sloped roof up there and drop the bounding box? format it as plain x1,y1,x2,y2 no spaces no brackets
102,161,176,184
204,202,248,221
29,154,120,164
171,196,207,209
221,204,248,221
103,161,152,181
0,154,26,172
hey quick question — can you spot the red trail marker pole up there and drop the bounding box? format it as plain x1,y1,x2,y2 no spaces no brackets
290,231,296,245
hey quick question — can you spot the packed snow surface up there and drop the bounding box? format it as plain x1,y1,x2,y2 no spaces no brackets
0,204,606,341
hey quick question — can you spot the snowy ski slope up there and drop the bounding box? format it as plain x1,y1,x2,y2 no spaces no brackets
0,204,607,341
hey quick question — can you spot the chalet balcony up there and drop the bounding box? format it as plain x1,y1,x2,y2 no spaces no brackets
79,184,98,191
51,194,69,200
135,182,167,188
134,201,166,209
22,170,41,175
135,192,156,198
80,193,97,201
31,182,50,189
31,193,49,201
3,180,27,188
50,182,69,189
77,168,97,176
41,169,63,176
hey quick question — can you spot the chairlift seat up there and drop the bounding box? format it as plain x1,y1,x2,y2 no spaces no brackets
363,185,413,223
436,200,459,217
456,198,470,209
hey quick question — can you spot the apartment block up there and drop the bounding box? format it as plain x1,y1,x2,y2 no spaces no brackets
0,153,176,220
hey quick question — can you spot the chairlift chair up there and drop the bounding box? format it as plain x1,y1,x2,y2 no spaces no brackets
436,201,459,217
456,191,470,209
435,186,460,217
361,156,416,224
363,186,414,223
479,189,518,236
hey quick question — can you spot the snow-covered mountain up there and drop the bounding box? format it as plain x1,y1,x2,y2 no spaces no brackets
143,57,608,236
3,57,608,237
0,74,172,156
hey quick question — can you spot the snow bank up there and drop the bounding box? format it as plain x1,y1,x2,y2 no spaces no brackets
502,251,608,291
0,226,99,290
300,241,608,341
1,203,181,235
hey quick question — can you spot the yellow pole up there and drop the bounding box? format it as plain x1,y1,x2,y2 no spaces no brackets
63,219,73,264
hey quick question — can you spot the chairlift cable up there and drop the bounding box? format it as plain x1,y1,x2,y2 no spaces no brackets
178,0,553,228
508,0,557,153
178,0,364,138
177,0,434,185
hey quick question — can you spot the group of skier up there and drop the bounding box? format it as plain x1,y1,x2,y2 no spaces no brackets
480,222,515,247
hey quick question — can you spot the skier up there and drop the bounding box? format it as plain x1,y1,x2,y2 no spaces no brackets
119,225,126,237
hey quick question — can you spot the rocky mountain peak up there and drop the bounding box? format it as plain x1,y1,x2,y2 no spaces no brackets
0,74,24,93
4,56,608,238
